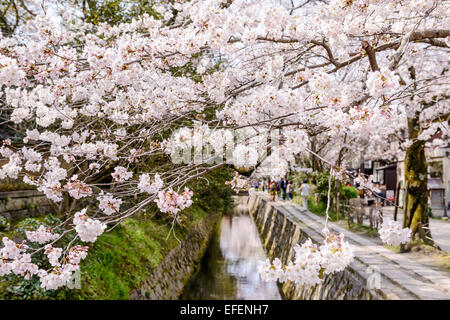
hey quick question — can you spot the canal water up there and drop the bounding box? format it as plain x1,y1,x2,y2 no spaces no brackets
181,201,282,300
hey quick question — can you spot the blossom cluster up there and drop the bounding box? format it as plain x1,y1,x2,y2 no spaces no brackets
0,235,88,290
65,176,93,200
39,244,89,290
138,173,164,194
354,174,374,190
111,166,133,182
232,145,259,170
96,193,122,216
25,226,59,245
378,219,412,246
366,67,400,99
258,229,354,286
155,188,194,215
225,172,249,192
0,238,36,278
73,208,107,242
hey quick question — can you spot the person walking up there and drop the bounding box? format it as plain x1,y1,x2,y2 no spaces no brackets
276,179,281,198
373,184,386,206
281,179,287,200
286,181,293,201
358,187,365,199
268,180,278,201
299,180,310,209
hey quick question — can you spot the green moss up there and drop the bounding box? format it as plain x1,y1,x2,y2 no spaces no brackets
57,206,206,300
0,204,211,300
293,195,344,221
0,166,233,300
345,221,379,238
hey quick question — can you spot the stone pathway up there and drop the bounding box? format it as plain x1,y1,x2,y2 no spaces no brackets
382,206,450,252
256,192,450,300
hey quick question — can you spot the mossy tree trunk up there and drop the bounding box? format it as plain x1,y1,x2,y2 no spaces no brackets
403,113,434,246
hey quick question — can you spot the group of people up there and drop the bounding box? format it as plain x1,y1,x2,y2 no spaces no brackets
267,179,293,201
254,174,390,210
252,178,311,208
259,178,309,207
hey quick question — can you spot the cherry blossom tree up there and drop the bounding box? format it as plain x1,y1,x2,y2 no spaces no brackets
0,0,448,290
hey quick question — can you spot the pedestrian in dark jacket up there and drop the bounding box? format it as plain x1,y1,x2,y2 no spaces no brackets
281,179,287,200
286,181,293,201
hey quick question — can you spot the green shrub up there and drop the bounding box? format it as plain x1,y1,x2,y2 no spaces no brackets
307,198,327,215
42,214,62,226
187,167,235,213
15,217,42,234
11,215,63,239
0,216,10,230
312,170,333,203
341,186,358,200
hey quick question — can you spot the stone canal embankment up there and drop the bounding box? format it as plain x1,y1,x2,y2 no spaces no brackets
246,193,450,300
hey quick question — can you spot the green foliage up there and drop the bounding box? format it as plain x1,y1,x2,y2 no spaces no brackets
42,214,62,226
0,215,10,230
312,170,333,203
56,205,206,300
78,0,161,26
0,203,211,300
341,186,358,200
188,167,235,214
296,169,357,203
291,171,311,189
293,195,345,222
15,217,42,234
9,215,63,239
0,214,64,243
3,274,56,300
307,198,327,215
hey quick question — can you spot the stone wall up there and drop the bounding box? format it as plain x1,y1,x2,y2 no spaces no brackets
246,194,381,300
0,190,54,222
130,211,221,300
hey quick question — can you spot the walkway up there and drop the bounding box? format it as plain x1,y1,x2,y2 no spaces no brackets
257,192,450,300
382,206,450,252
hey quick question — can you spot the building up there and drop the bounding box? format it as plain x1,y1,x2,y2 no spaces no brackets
374,163,397,202
356,159,398,202
350,141,449,217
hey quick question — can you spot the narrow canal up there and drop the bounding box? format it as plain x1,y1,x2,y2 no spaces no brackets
181,201,282,300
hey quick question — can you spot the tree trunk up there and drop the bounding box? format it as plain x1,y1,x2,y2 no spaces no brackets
403,114,434,245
